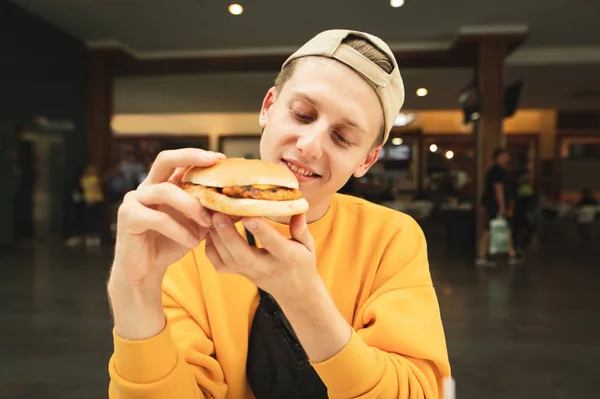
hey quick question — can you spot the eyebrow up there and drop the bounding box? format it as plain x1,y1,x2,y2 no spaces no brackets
292,91,369,136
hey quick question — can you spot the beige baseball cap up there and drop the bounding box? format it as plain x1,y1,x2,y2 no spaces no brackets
281,29,405,144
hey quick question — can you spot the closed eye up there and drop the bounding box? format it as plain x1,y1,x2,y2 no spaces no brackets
293,110,313,122
332,131,352,147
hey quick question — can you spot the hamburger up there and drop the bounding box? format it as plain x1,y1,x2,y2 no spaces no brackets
181,158,309,217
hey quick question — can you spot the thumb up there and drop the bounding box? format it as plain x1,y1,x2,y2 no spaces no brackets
290,213,315,253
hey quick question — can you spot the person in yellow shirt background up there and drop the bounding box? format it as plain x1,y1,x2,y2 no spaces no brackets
80,164,104,249
107,29,451,398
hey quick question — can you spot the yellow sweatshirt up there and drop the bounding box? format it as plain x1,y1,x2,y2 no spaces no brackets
108,193,451,398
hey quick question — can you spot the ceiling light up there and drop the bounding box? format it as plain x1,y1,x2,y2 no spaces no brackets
390,0,405,7
429,144,438,153
416,88,428,97
445,150,454,160
392,137,403,146
228,4,243,15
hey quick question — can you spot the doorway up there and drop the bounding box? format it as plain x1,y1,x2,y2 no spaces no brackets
14,128,66,240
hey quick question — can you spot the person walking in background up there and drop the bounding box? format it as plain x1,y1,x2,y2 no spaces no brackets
80,165,104,249
477,149,522,266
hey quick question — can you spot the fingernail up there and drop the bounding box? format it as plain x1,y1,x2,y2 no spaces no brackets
214,214,229,230
244,220,258,230
203,151,225,159
201,210,213,225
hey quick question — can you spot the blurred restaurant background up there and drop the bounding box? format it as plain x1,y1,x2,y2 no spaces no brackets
0,0,599,398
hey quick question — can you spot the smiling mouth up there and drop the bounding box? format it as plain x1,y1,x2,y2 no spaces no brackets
283,159,320,178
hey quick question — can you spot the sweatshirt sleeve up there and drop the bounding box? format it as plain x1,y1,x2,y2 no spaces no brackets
311,214,451,399
108,250,227,399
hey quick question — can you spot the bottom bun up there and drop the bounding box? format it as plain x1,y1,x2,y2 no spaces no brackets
195,185,309,217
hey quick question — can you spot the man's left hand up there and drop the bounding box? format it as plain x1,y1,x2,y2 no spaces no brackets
204,212,320,302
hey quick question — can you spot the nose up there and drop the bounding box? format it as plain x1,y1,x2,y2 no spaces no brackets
296,125,325,160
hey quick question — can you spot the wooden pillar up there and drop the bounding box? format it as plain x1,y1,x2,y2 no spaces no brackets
475,39,507,243
86,50,114,240
86,50,113,174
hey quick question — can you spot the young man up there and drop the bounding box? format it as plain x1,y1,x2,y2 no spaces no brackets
107,29,451,399
477,148,522,265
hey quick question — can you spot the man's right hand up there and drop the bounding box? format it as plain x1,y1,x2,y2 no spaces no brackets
107,149,225,340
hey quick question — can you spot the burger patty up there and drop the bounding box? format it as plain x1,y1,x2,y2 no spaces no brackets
221,185,302,201
183,183,302,201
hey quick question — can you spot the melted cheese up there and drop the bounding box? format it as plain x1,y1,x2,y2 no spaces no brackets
251,185,279,190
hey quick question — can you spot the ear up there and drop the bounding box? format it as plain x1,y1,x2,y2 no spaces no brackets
259,87,278,128
353,145,382,178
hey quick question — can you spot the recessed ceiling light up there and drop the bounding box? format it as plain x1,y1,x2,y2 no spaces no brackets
390,0,405,8
445,150,454,159
429,144,438,153
228,4,243,15
392,137,403,146
416,88,428,97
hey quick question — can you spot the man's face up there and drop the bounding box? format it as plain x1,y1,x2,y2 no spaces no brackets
258,57,384,209
497,152,510,167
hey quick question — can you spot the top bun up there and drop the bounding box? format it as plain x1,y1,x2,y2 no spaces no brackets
182,158,300,189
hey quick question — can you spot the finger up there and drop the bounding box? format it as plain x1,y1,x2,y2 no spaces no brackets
120,201,201,249
205,235,228,273
213,213,256,265
136,182,211,227
143,149,225,186
158,203,208,241
290,213,315,253
242,217,289,258
207,229,236,270
168,167,188,185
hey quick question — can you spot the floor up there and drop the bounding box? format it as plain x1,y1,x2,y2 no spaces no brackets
0,234,598,399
